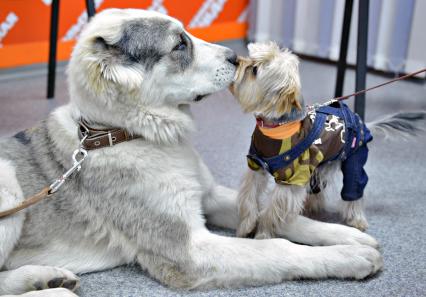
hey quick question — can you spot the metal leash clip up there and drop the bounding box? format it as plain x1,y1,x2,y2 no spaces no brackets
48,134,89,194
307,98,339,111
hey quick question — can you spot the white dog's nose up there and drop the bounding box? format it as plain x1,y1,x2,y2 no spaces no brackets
226,52,239,67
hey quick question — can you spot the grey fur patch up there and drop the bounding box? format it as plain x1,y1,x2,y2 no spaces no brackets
1,116,194,274
94,18,195,73
168,32,194,72
13,131,31,145
114,18,171,70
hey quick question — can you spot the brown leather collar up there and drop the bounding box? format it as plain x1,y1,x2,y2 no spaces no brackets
78,118,140,150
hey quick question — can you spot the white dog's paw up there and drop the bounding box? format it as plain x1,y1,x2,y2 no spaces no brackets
5,265,80,294
6,288,79,297
326,245,383,279
340,225,378,248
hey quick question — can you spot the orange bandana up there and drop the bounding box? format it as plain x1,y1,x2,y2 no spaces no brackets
258,121,302,140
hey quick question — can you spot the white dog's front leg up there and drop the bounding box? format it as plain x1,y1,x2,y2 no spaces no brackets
203,185,239,229
275,215,378,248
202,169,268,235
200,160,267,233
190,231,382,288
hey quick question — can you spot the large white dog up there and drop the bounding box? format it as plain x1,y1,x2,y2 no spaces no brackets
0,9,382,297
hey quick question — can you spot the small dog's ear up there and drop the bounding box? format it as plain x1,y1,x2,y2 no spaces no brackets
276,85,302,114
274,49,302,114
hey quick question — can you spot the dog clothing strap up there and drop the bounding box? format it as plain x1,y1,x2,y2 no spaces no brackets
316,102,363,160
248,113,327,174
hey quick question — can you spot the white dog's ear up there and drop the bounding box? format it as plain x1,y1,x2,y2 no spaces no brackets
92,36,144,89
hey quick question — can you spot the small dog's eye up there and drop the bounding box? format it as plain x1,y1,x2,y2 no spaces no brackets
252,66,258,76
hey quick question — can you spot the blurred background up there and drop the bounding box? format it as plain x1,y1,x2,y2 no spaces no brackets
0,0,249,69
1,0,425,73
249,0,425,75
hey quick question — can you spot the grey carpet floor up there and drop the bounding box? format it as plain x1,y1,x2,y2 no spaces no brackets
1,40,426,297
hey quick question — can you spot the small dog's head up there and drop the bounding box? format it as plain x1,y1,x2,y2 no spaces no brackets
231,42,302,119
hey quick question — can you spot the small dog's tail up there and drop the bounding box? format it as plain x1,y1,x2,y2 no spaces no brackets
367,111,426,139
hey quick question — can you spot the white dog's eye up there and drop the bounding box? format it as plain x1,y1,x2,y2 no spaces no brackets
173,36,187,51
252,66,258,76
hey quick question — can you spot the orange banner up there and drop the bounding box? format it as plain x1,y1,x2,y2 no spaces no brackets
0,0,248,68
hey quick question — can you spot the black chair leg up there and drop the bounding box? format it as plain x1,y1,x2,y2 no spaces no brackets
354,0,369,120
86,0,96,19
334,0,353,98
47,0,60,99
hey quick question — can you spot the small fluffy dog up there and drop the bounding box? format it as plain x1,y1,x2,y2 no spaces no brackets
231,42,425,239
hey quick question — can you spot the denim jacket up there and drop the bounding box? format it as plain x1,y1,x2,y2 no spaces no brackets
247,102,373,201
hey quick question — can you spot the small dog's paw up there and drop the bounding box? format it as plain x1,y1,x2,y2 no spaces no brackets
8,265,80,294
236,217,258,238
254,230,273,239
346,217,369,231
341,200,368,231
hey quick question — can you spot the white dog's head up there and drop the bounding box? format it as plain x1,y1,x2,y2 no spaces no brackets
67,9,237,142
230,42,302,119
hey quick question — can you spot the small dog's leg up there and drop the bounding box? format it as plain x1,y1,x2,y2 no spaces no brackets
341,199,369,231
303,192,325,218
236,170,268,237
0,265,79,295
255,184,306,239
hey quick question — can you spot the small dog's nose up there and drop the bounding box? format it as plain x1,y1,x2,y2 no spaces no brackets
226,52,239,66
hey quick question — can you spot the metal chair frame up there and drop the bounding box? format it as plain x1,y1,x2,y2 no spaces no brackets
47,0,96,99
335,0,369,120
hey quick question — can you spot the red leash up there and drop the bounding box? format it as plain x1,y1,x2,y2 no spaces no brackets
259,67,426,127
